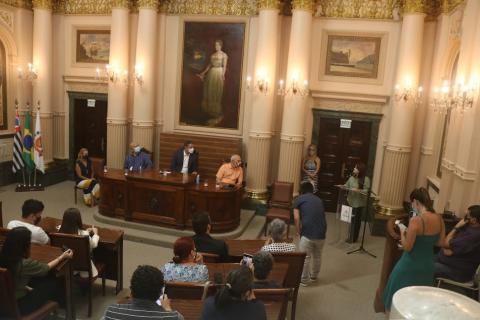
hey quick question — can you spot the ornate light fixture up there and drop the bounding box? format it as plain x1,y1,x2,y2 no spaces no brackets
277,75,309,97
432,80,476,114
394,82,423,104
246,69,269,94
96,64,128,85
134,64,144,86
17,63,38,81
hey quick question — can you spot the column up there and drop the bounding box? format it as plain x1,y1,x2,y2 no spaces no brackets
440,0,480,214
377,5,425,215
131,0,158,151
245,0,280,198
106,1,130,168
32,0,53,164
277,0,313,193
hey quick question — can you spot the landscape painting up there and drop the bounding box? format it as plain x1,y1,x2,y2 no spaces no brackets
325,35,381,79
76,29,110,64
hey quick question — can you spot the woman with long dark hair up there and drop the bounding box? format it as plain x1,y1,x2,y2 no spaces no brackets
0,227,72,315
59,208,99,277
201,266,266,319
344,162,370,243
382,188,446,319
75,148,100,205
160,237,208,282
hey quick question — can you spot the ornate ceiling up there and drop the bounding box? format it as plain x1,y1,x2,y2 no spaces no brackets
0,0,466,18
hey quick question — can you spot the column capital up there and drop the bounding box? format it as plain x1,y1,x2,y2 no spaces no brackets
137,0,159,10
403,0,429,15
111,0,131,9
32,0,53,10
291,0,314,13
258,0,280,11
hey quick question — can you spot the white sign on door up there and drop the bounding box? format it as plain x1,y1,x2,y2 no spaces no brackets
340,119,352,128
87,99,96,107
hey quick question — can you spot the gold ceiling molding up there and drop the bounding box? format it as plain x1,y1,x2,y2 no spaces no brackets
440,0,465,14
258,0,280,10
315,0,397,19
137,0,158,10
111,0,130,9
292,0,314,12
0,0,32,9
32,0,52,9
164,0,258,16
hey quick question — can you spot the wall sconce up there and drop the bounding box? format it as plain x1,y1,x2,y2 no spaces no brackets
246,69,269,95
134,64,144,86
432,80,476,114
277,77,309,97
394,83,423,104
96,65,128,85
17,63,38,81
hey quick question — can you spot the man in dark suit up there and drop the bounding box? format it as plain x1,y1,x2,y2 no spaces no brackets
170,141,199,174
191,211,229,262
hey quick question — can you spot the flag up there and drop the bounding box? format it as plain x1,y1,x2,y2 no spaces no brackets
22,111,35,173
12,109,24,173
34,110,45,173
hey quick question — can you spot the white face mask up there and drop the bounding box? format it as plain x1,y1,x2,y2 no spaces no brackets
134,146,141,153
188,147,194,154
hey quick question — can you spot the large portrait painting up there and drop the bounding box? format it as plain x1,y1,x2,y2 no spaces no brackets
179,21,246,130
325,35,381,79
76,29,110,64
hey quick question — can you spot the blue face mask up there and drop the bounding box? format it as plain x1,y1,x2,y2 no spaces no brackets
411,207,418,216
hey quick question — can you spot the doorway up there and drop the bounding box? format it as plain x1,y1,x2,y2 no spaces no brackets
68,92,108,165
312,110,381,212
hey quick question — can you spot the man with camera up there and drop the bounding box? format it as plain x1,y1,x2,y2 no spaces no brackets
434,205,480,282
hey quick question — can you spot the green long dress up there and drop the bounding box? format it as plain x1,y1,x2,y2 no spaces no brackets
382,218,439,311
201,53,225,118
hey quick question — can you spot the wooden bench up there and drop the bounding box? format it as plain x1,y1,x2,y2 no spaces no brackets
158,132,243,179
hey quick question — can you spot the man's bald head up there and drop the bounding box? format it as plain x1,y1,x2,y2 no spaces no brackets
230,154,242,168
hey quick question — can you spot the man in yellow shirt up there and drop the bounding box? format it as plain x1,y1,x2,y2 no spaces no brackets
216,154,243,187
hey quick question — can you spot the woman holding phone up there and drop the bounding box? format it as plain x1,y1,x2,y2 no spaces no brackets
382,188,446,319
161,237,208,282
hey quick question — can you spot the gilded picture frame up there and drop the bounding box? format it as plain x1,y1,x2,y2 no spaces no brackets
75,29,110,64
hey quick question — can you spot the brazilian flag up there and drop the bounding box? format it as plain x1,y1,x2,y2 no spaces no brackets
22,111,35,173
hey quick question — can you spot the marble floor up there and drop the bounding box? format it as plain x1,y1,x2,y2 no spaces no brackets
0,181,386,320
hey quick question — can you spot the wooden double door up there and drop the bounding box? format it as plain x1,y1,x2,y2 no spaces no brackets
315,115,375,212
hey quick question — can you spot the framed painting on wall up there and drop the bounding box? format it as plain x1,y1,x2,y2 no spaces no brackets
178,21,247,131
75,29,110,64
325,34,382,79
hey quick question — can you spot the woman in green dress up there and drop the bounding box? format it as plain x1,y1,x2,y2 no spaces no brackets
382,187,446,319
197,39,228,126
344,162,370,243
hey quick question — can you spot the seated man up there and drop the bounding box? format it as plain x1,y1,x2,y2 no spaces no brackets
103,265,184,320
435,205,480,282
170,141,198,174
251,251,281,289
7,199,49,244
191,211,229,262
124,142,153,171
216,154,243,187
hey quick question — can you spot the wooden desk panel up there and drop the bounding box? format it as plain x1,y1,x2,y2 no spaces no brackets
99,170,127,218
225,239,266,257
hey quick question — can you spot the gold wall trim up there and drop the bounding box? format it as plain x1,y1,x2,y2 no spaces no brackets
0,0,32,9
258,0,280,10
111,0,130,9
137,0,158,10
32,0,52,9
164,0,258,16
292,0,313,12
315,0,397,19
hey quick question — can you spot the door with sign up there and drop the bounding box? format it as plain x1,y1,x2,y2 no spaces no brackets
315,116,372,212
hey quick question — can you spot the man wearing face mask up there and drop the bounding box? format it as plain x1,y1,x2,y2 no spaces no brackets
170,141,199,174
435,205,480,282
216,154,243,187
124,142,153,171
7,199,50,244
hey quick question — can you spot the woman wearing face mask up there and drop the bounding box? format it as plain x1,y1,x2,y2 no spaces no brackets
344,162,370,243
75,148,100,206
382,188,446,319
301,144,321,193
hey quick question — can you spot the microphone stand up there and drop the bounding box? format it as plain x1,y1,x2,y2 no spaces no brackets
347,188,377,258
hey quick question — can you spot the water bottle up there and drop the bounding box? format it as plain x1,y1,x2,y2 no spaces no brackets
196,174,200,184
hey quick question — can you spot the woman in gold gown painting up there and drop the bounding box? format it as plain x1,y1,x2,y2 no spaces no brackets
197,40,228,126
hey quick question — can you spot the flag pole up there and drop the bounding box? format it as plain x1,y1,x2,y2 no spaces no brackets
15,100,26,187
26,102,31,187
33,101,40,187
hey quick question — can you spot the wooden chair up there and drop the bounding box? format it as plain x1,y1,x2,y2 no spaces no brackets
49,233,106,317
74,157,104,207
199,252,220,263
437,264,480,301
254,288,292,320
165,281,213,300
271,252,306,320
264,181,294,236
0,267,59,320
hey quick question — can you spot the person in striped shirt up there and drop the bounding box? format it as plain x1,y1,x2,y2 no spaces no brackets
102,265,184,320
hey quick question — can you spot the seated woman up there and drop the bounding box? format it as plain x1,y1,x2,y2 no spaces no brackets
201,265,267,320
59,208,99,277
75,148,100,205
261,218,296,253
0,227,73,315
161,237,208,283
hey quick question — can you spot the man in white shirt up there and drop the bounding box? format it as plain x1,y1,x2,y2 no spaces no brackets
170,141,199,174
7,199,50,244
